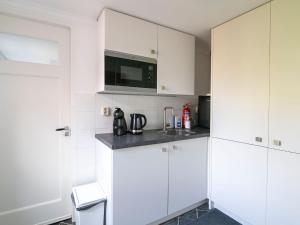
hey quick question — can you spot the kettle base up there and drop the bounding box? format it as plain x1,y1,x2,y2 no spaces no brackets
130,129,143,135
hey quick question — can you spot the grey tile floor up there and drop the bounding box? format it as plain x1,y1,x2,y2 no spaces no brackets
51,204,241,225
160,204,241,225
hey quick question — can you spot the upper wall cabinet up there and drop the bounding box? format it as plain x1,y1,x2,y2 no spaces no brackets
99,9,158,59
157,26,195,95
269,0,300,153
97,9,196,96
211,4,270,146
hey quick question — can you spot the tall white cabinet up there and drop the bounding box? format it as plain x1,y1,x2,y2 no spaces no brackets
211,3,270,147
211,0,300,224
267,149,300,225
211,139,267,225
269,0,300,153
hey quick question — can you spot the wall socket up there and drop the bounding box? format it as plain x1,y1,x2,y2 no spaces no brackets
101,107,111,117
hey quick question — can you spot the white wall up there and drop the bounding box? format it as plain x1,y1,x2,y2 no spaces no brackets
0,1,211,186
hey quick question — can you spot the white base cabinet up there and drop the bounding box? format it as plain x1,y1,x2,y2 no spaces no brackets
96,137,208,225
211,138,268,225
168,138,207,214
267,149,300,225
113,144,169,225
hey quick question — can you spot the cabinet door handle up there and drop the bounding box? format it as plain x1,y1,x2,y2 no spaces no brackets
273,140,282,146
172,145,177,150
161,85,166,90
151,49,156,54
255,137,263,143
162,147,168,152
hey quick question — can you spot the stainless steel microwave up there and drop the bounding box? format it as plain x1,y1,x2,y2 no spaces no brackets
104,50,157,94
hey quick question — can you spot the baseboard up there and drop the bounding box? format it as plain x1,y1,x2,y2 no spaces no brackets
148,199,208,225
35,214,72,225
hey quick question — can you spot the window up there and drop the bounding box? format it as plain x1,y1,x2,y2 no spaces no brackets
0,32,59,65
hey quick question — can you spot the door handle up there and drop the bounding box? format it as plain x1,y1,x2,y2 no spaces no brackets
56,126,71,136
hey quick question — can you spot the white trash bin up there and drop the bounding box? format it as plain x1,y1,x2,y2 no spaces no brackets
72,182,106,225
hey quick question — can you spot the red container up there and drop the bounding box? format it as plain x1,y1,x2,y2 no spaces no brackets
182,104,191,129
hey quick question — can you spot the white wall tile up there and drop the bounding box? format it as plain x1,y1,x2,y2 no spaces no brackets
95,94,197,133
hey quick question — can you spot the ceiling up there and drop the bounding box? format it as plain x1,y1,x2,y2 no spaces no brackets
4,0,269,45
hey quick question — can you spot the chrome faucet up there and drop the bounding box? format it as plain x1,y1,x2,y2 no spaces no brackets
163,106,174,131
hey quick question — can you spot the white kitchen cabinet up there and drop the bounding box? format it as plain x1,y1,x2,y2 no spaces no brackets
97,141,169,225
211,4,270,146
113,144,169,225
168,138,208,214
99,9,158,58
157,26,195,95
96,137,208,225
269,0,300,153
211,138,268,225
267,149,300,225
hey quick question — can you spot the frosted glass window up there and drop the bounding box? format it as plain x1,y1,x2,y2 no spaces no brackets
0,32,59,65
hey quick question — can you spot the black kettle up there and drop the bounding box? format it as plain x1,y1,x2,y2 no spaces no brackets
113,108,127,136
130,113,147,134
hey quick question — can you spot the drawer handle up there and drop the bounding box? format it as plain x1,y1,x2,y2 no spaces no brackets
162,147,168,153
273,140,282,146
255,137,262,143
151,49,156,54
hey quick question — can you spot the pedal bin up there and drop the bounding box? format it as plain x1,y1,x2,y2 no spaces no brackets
71,182,106,225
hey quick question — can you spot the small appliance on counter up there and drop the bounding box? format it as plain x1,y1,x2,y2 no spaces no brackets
198,95,210,129
129,113,147,134
113,108,127,136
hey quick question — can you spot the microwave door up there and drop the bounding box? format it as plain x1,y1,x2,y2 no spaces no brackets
105,55,117,86
116,58,146,88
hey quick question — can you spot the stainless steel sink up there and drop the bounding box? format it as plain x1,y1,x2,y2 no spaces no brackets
158,129,197,136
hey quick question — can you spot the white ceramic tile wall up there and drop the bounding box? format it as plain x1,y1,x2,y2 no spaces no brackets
95,94,198,133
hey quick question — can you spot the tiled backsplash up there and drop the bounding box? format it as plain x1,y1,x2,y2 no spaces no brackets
95,94,198,134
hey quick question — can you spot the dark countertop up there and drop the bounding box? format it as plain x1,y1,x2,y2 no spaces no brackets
95,127,210,150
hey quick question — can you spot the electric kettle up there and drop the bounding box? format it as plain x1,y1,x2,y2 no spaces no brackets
129,113,147,134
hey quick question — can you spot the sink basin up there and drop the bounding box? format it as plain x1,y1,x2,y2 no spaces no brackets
158,129,197,136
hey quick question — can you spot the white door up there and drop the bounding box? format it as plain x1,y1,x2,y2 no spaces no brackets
113,144,168,225
0,14,71,225
269,0,300,153
168,138,208,214
211,4,270,146
267,149,300,225
211,138,267,225
103,9,158,59
157,26,195,95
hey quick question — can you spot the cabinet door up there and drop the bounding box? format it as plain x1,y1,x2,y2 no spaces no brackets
211,4,270,146
211,138,267,225
157,26,195,95
267,149,300,225
168,138,208,214
104,9,158,59
113,144,168,225
269,0,300,153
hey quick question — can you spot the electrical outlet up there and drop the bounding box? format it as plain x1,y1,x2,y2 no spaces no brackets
101,107,111,117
